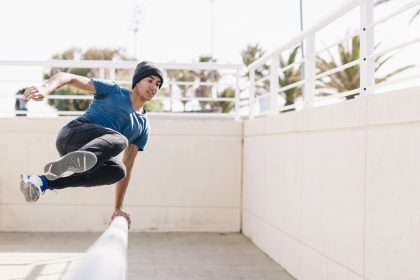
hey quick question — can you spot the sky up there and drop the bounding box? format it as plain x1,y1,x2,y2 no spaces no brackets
0,0,355,64
0,0,419,115
0,0,418,85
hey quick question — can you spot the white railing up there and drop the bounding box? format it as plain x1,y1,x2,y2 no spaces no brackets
246,0,420,119
1,0,419,121
0,60,243,120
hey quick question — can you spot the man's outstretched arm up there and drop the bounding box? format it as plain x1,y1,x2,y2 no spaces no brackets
112,144,139,228
22,72,95,101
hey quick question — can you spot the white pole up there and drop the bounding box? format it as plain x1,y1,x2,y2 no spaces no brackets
304,34,316,106
249,69,255,119
234,69,240,121
70,216,129,280
270,55,279,114
360,0,375,95
210,0,215,58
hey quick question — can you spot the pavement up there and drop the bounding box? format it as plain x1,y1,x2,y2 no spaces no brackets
0,232,295,280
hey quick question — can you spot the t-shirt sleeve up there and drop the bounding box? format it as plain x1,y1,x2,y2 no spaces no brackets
133,124,150,151
92,79,119,98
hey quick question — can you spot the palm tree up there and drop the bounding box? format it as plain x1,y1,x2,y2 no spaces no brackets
279,46,302,107
194,55,221,112
166,69,195,111
375,0,419,23
208,87,235,113
241,44,303,109
316,35,414,99
45,47,155,112
241,44,269,90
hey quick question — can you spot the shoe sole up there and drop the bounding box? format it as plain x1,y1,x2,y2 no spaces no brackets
44,151,97,181
20,175,40,202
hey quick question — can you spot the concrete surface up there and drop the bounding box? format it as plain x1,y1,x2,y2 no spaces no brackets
0,232,295,280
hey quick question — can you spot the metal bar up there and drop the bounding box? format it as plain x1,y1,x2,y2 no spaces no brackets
360,0,375,95
256,92,270,101
270,56,279,114
370,0,420,28
29,95,235,102
280,60,304,73
249,70,256,119
45,95,94,100
166,81,234,86
374,74,420,89
279,103,298,112
0,60,243,70
55,111,85,116
315,88,360,101
372,36,420,58
109,68,115,81
234,69,240,121
314,59,361,80
154,97,235,102
70,216,129,280
255,75,270,85
248,0,360,70
150,112,235,118
304,34,316,106
278,80,305,93
316,29,361,55
99,68,105,79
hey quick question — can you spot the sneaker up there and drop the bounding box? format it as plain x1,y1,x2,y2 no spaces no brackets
20,175,42,202
44,151,97,181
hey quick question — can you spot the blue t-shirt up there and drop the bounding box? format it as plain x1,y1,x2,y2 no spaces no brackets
79,79,150,151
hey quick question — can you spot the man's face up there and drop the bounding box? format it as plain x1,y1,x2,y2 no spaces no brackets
135,75,161,101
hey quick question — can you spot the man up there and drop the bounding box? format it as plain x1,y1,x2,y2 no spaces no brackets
20,61,164,227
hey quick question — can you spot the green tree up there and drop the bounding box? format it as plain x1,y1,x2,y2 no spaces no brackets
193,55,221,112
279,46,302,107
46,48,128,112
375,0,419,23
241,44,269,90
316,35,414,99
144,100,164,112
241,44,302,108
209,87,235,113
166,69,195,111
45,47,164,113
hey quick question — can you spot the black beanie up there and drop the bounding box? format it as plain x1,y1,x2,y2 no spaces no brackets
132,61,164,89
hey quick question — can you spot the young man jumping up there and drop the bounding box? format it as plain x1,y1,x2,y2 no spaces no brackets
20,61,164,227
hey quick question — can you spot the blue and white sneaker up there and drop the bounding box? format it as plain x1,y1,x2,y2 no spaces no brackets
20,175,42,202
44,151,97,181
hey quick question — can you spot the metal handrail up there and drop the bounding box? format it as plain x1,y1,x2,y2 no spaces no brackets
70,216,129,280
370,0,420,28
247,0,420,119
248,0,360,71
2,60,244,119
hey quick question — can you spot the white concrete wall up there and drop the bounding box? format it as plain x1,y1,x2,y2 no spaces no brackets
242,87,420,280
2,87,419,280
0,117,242,232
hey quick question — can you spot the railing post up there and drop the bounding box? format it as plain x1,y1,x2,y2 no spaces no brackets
110,67,115,81
304,35,316,106
99,67,105,79
234,69,240,121
70,216,129,280
170,78,175,112
249,69,255,119
360,0,375,95
270,55,279,114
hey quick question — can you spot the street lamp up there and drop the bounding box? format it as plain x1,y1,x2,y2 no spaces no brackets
129,6,141,59
210,0,215,58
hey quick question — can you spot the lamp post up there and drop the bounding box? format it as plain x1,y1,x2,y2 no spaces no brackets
129,6,141,59
210,0,215,58
299,0,304,32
